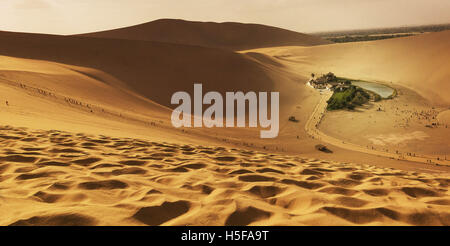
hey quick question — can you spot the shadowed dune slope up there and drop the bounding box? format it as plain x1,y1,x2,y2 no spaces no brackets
78,19,331,50
0,30,302,113
247,30,450,106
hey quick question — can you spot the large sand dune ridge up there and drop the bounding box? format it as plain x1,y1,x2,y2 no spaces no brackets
79,19,331,50
0,30,305,118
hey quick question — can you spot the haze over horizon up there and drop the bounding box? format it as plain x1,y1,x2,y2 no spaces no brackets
1,0,450,35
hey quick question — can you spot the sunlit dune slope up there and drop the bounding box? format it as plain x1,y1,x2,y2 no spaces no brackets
0,55,195,142
246,31,450,106
78,19,331,50
1,125,449,226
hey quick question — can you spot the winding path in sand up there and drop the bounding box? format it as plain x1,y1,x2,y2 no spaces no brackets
304,90,450,166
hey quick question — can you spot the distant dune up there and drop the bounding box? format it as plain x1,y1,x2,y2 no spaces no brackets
78,19,331,50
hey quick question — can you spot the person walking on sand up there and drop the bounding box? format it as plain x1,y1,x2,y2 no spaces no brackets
5,100,9,106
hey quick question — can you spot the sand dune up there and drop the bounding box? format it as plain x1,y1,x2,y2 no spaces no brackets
79,19,331,50
0,29,315,152
0,55,177,139
1,125,449,226
0,30,304,117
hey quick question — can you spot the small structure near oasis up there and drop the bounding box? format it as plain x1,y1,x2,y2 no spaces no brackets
307,72,351,91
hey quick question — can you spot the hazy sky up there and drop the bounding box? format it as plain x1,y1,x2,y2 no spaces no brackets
1,0,450,34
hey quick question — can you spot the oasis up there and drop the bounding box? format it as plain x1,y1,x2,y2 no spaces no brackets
171,84,279,138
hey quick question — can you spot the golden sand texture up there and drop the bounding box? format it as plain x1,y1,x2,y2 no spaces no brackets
1,125,449,226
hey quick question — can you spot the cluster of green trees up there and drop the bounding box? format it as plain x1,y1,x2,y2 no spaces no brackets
326,85,370,110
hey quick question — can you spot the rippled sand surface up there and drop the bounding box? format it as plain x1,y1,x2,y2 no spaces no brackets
1,126,449,226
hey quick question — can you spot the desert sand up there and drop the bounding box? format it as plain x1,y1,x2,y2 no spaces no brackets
1,125,449,226
0,20,449,225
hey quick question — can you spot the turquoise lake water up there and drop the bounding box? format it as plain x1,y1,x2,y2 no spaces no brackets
351,81,395,98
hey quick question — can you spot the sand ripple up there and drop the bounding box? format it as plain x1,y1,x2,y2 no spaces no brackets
0,125,449,226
